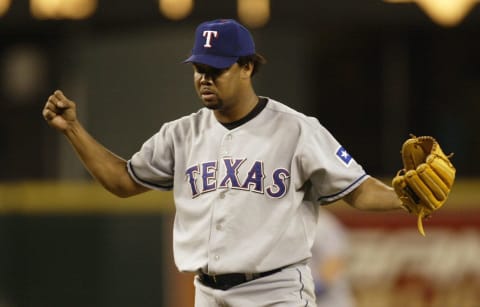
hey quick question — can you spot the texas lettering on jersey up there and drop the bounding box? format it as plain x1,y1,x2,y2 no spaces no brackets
185,158,290,199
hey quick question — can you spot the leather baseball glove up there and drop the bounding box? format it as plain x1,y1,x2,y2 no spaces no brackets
392,135,456,236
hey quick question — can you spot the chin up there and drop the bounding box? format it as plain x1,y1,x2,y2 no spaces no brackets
202,99,222,110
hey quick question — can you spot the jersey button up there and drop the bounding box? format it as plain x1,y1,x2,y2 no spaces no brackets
214,255,220,261
216,223,223,230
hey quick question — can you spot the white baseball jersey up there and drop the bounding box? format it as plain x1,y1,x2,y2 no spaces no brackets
127,97,368,274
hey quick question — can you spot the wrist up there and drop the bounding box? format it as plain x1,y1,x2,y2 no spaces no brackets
63,120,83,138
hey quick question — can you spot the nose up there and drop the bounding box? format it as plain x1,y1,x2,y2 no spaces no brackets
199,73,213,84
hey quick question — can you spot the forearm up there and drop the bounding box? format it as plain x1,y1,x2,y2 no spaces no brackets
343,177,403,211
64,121,146,197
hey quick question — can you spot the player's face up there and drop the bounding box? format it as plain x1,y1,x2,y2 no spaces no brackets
192,63,244,111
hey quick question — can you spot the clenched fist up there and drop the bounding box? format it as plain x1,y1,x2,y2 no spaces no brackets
42,90,78,132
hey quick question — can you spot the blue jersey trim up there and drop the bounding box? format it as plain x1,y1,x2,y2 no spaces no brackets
317,173,368,203
127,161,174,190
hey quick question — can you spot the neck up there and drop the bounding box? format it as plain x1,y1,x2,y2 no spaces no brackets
214,90,258,124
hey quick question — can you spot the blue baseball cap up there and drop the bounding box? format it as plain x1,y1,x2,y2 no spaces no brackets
184,19,256,69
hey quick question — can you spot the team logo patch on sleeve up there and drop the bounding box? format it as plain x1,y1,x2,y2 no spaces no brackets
335,146,352,167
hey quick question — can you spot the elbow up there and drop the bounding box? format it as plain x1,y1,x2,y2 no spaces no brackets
115,190,134,198
99,172,147,198
103,183,141,198
104,186,132,198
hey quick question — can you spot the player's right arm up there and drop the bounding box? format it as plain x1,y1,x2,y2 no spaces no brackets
42,90,149,198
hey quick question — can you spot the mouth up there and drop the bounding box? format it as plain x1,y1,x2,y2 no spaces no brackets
200,88,216,101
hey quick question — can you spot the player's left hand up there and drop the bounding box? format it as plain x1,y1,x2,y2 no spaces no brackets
392,135,456,236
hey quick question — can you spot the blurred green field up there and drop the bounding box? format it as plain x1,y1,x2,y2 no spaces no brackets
0,178,477,214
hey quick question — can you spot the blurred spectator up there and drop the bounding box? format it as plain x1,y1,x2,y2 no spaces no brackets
308,209,355,307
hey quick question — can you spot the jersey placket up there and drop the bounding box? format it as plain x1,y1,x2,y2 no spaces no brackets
207,132,234,273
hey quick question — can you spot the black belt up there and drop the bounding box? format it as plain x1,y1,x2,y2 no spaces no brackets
198,267,283,291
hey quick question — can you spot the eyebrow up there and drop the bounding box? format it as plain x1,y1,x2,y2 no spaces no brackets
193,64,228,76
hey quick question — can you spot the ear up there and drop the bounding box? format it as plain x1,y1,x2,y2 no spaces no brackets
240,62,254,79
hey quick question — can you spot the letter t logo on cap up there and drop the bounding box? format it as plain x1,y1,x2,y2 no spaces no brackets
202,30,218,48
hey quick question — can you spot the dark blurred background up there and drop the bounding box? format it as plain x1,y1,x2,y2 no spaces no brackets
1,0,480,180
0,1,479,306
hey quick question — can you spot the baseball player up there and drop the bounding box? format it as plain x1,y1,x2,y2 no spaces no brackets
308,209,355,307
42,19,412,306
